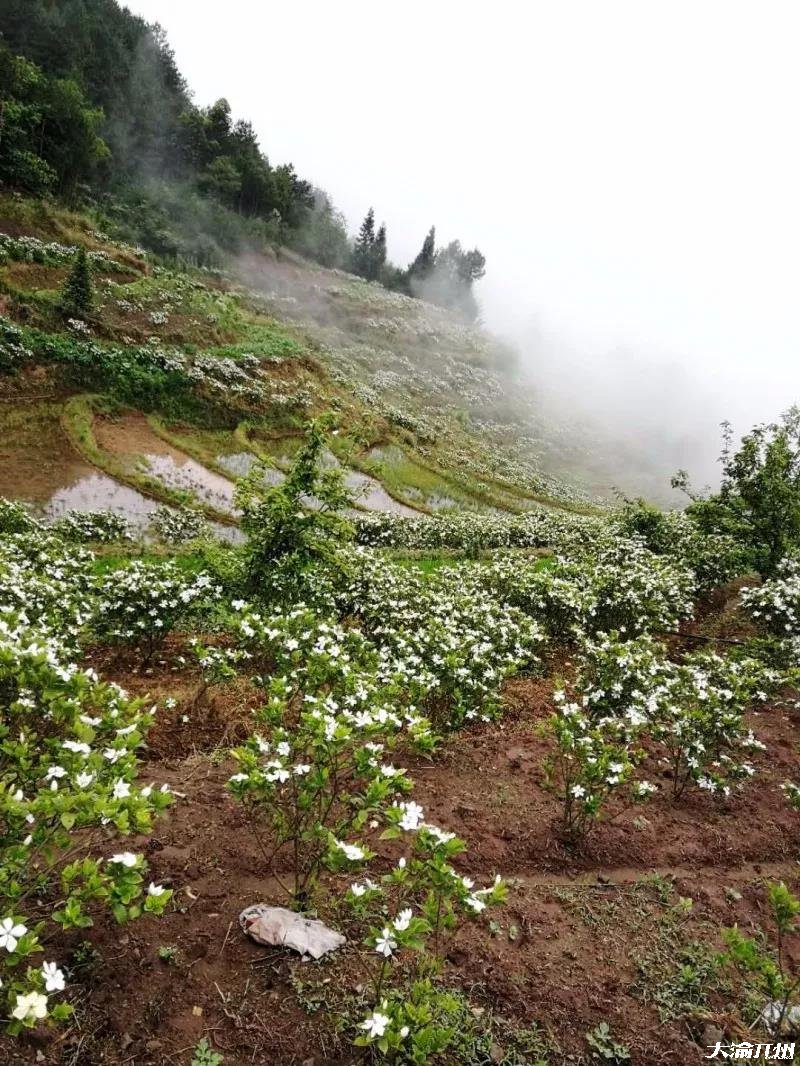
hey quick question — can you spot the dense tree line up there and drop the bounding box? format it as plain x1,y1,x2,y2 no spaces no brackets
0,0,486,317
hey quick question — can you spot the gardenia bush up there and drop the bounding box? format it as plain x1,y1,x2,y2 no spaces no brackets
92,560,217,659
742,557,800,637
339,550,543,729
0,614,172,1031
151,505,211,545
0,531,95,648
52,509,131,544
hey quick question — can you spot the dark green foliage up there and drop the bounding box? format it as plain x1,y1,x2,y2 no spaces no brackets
60,247,94,317
0,44,107,196
373,223,387,280
0,0,488,304
674,410,800,574
236,419,354,603
352,207,377,279
408,226,436,282
406,230,486,321
721,881,800,1036
617,498,673,554
0,1,312,244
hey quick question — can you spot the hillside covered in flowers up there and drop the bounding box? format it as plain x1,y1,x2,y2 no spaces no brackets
1,185,800,1066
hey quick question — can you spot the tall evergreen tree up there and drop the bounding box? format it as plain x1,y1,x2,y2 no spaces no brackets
371,222,387,281
408,225,436,282
352,207,376,278
60,246,93,317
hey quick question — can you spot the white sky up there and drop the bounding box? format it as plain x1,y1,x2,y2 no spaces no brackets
125,0,800,475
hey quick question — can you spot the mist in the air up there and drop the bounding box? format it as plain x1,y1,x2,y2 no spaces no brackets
122,0,800,505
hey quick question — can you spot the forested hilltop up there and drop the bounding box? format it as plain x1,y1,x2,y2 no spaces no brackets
0,0,485,318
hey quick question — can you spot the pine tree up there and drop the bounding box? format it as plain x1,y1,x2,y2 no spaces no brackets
371,222,387,281
60,246,93,317
408,225,436,282
352,207,375,278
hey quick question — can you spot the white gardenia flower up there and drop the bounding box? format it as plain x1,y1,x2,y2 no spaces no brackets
75,772,95,789
147,883,166,897
374,928,398,956
393,908,413,931
112,779,131,800
108,852,139,868
0,917,28,952
42,961,65,992
571,784,587,798
335,840,365,862
350,882,367,897
397,800,424,832
360,1010,391,1040
11,991,48,1022
63,740,91,755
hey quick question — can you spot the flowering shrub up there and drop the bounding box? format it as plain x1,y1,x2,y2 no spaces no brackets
742,558,800,637
589,540,694,637
564,634,773,807
354,509,602,556
0,497,39,534
151,505,211,544
92,561,216,659
52,509,131,544
0,615,172,1031
648,653,767,797
340,551,543,729
0,319,34,374
229,604,434,900
0,233,125,271
0,532,94,647
189,640,247,707
472,554,596,643
351,800,506,1059
549,693,650,843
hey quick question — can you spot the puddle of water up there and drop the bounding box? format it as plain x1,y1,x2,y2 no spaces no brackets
41,473,161,533
37,472,244,542
217,452,285,486
143,453,238,515
367,444,406,465
92,415,239,516
317,448,419,516
343,470,420,517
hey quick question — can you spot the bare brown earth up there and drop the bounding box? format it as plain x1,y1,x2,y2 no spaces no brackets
1,630,799,1065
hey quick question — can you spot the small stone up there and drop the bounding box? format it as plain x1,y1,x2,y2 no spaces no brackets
703,1024,725,1048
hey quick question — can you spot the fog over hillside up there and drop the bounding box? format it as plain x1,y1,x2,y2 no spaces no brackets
123,0,800,498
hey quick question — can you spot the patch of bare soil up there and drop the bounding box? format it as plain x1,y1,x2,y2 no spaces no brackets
2,630,799,1065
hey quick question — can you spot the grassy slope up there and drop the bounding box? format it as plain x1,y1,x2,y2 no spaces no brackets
0,190,603,517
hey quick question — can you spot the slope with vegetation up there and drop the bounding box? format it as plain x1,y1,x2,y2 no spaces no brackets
2,3,800,1064
1,393,800,1063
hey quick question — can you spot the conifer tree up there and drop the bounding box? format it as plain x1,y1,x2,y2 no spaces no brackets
408,225,436,282
60,246,93,317
352,207,376,278
371,222,387,281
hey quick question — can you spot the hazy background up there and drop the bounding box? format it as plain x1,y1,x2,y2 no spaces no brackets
124,0,800,489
